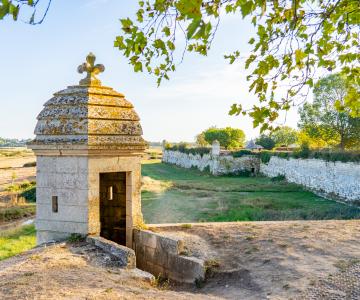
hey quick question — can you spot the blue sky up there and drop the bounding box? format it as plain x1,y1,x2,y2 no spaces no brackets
0,0,299,142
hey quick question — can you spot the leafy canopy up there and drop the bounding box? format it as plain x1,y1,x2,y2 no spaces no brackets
298,73,360,149
113,0,360,130
0,0,51,24
2,0,359,131
255,134,275,150
202,127,246,149
271,126,298,146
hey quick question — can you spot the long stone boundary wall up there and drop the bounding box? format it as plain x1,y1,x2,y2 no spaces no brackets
260,156,360,202
162,149,359,202
133,229,206,283
162,150,259,175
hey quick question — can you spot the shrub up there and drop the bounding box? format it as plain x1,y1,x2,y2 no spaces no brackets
259,151,272,163
231,149,253,158
261,149,360,164
165,144,210,157
256,134,275,150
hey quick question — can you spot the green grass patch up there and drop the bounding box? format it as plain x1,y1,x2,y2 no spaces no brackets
0,224,36,260
141,162,360,223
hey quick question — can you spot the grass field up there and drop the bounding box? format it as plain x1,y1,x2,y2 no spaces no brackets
141,161,360,223
0,224,36,260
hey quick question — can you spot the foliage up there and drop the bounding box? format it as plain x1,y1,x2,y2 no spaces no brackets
297,129,329,149
0,0,52,24
255,134,275,150
231,149,253,158
165,144,210,156
260,149,360,164
0,137,31,147
113,0,360,130
5,180,36,202
67,233,84,243
0,224,36,261
202,127,245,149
259,151,272,163
272,126,298,146
292,143,311,159
195,132,209,147
298,74,360,150
271,175,286,182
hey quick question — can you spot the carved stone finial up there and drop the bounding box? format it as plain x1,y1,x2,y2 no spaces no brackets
77,52,105,86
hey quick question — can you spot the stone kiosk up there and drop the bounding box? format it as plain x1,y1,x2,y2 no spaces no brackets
28,53,146,247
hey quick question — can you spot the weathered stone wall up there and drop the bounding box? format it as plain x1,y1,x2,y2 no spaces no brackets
162,150,259,175
36,156,89,244
133,229,205,283
36,155,143,246
162,150,359,202
260,156,360,202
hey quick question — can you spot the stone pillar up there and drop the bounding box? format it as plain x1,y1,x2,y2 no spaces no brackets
162,139,167,151
211,140,220,156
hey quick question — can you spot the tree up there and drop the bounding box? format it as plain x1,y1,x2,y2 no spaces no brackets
113,0,360,130
202,127,245,149
298,74,360,150
272,126,298,146
297,129,330,149
2,1,359,129
0,0,52,24
195,132,209,147
256,134,275,150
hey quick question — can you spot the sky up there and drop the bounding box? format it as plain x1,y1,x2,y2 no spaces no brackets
0,0,300,142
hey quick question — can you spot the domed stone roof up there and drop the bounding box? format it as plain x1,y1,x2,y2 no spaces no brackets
30,53,146,152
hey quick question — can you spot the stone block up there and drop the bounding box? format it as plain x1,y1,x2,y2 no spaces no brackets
56,157,79,173
136,230,157,248
37,157,56,173
146,261,166,277
36,172,57,188
167,254,205,284
157,235,185,255
36,203,88,222
36,219,88,234
86,236,136,268
37,230,71,245
77,157,88,173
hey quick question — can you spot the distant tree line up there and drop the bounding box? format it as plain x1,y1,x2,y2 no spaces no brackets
0,137,31,147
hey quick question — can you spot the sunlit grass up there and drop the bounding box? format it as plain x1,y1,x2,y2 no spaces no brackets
0,225,36,260
141,162,360,223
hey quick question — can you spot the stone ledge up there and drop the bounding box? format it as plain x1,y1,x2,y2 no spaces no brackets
134,229,184,254
86,235,136,269
133,229,205,284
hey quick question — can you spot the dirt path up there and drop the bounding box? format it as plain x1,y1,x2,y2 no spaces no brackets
0,243,216,300
152,220,360,299
0,220,358,299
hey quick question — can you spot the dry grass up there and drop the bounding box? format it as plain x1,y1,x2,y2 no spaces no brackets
153,220,360,299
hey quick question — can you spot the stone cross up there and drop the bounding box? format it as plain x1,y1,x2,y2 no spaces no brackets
77,52,105,86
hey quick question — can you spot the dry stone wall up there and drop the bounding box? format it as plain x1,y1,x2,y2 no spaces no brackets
162,150,259,175
133,229,205,283
162,149,359,202
260,156,360,202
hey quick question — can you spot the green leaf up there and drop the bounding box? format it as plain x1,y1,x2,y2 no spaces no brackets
163,26,171,37
134,61,143,72
187,18,201,39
